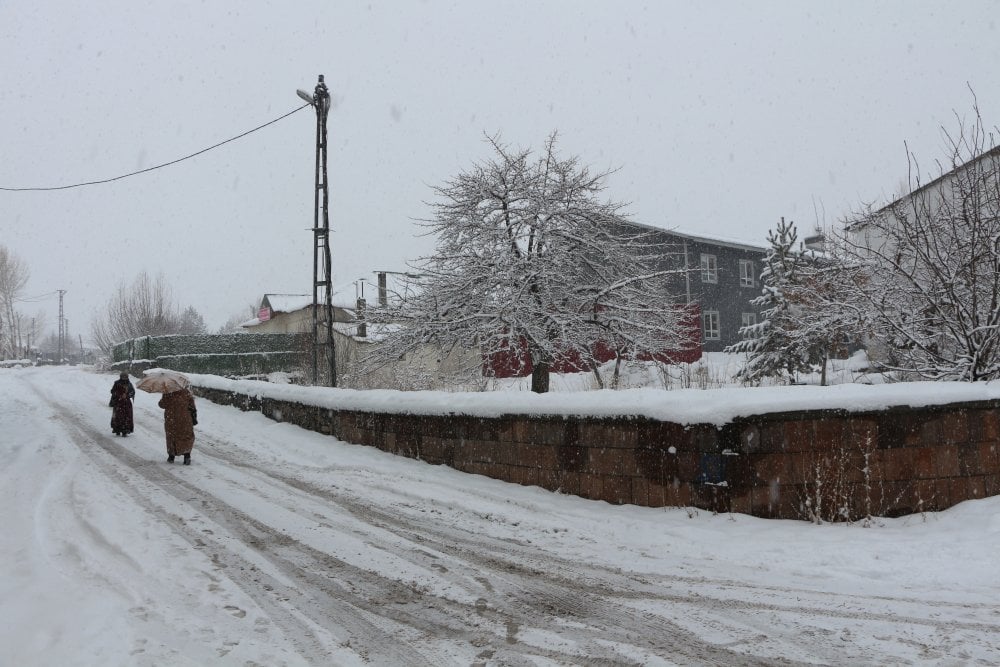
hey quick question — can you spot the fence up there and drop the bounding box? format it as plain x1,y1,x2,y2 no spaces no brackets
111,333,308,377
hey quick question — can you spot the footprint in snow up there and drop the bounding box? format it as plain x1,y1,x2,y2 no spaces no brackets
224,605,246,618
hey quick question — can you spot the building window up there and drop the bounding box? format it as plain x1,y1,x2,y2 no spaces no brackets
703,310,720,340
700,254,718,283
741,312,757,336
739,260,755,287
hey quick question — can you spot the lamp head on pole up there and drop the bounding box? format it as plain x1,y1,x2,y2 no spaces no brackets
297,75,330,111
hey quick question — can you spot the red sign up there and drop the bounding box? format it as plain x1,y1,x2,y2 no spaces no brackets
258,307,271,322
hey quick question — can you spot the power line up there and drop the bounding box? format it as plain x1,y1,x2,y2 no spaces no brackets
15,291,60,303
0,104,311,192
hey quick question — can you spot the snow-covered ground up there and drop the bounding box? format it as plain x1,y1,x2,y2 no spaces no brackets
4,365,1000,665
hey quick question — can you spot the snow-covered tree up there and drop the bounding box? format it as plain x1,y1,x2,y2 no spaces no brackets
838,103,1000,381
216,306,255,334
727,218,860,385
787,243,866,385
727,218,811,384
372,134,692,392
0,245,30,359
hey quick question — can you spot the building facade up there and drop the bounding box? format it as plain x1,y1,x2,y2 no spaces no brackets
624,223,768,353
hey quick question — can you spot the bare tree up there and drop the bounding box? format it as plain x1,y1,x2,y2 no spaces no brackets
372,133,692,392
23,310,47,357
0,245,30,358
789,245,867,385
90,272,184,354
216,308,254,334
838,102,1000,381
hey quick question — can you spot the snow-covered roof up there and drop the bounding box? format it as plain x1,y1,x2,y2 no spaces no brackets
262,294,312,314
262,289,358,314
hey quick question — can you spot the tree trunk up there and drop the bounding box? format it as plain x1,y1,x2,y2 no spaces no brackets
531,361,550,393
591,363,605,389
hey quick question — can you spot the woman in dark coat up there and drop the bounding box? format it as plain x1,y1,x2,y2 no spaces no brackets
109,372,135,436
158,388,197,464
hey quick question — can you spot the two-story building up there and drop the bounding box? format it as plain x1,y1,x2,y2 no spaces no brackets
624,223,768,353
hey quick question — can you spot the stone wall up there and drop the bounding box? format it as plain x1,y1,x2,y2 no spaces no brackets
193,386,1000,521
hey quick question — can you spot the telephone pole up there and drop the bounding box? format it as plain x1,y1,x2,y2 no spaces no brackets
57,289,66,363
297,75,336,386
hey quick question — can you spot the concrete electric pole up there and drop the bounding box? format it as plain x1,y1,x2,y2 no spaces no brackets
297,75,336,387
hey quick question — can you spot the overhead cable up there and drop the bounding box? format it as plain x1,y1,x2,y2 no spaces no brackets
0,103,311,192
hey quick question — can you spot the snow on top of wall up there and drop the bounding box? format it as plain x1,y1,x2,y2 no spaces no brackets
181,371,1000,426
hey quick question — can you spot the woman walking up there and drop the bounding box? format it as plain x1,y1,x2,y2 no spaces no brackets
109,372,135,436
158,388,198,464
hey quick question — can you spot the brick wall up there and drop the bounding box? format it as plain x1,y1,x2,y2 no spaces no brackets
193,386,1000,521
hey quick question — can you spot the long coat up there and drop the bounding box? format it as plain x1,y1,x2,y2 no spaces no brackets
158,389,197,456
109,377,135,435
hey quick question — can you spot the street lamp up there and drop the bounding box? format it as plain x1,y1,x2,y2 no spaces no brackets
298,75,336,387
296,89,314,105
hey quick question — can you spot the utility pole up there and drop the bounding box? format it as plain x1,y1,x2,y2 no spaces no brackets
57,289,66,363
297,74,336,386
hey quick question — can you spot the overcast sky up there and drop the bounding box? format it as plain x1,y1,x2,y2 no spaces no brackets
2,1,998,339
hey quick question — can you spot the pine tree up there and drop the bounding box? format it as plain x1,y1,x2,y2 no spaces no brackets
727,218,815,384
178,306,207,335
730,218,862,385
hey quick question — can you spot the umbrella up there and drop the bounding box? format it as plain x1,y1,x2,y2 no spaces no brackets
136,369,191,394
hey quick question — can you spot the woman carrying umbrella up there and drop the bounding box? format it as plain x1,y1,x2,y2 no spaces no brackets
109,372,135,436
158,388,198,464
137,370,198,465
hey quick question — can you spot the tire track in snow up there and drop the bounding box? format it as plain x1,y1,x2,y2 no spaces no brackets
195,433,814,666
198,427,1000,665
31,375,772,665
25,380,437,666
28,373,1000,665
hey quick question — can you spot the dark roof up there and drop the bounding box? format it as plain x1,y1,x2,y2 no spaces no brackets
622,220,767,252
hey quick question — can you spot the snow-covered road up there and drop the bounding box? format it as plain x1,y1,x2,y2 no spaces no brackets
4,366,1000,666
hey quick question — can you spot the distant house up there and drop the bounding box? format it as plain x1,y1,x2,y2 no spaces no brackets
242,285,480,389
846,143,1000,255
241,293,355,334
330,320,482,390
624,224,769,353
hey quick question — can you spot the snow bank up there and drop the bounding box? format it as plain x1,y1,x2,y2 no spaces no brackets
183,370,1000,426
